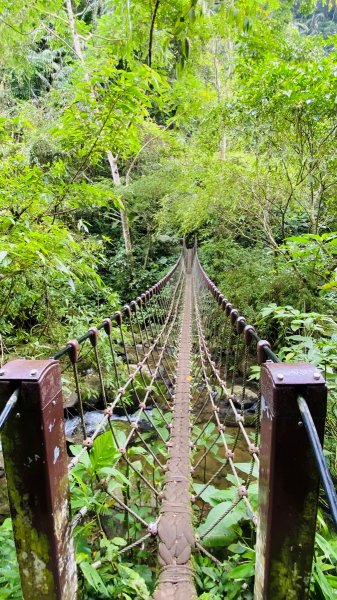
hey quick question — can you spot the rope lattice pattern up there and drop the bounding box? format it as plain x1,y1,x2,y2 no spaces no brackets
57,257,184,561
58,245,262,595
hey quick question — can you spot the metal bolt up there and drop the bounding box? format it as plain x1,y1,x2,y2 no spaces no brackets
298,421,303,427
277,373,284,381
313,372,320,380
15,413,21,419
30,369,37,377
52,400,56,406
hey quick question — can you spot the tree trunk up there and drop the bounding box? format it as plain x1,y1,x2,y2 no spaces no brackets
212,39,227,160
107,151,133,259
64,0,133,260
220,132,227,160
212,35,234,161
143,227,152,268
65,0,84,62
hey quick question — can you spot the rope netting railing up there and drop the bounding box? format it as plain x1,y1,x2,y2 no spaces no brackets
183,249,263,587
0,241,336,600
192,252,337,545
190,248,337,600
59,253,186,564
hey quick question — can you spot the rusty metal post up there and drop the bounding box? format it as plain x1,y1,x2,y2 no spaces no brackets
254,362,327,600
0,359,77,600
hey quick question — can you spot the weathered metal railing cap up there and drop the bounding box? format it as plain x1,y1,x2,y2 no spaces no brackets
0,358,59,383
263,361,324,387
0,359,64,412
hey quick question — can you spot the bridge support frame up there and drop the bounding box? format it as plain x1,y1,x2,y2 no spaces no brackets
254,361,327,600
0,359,77,600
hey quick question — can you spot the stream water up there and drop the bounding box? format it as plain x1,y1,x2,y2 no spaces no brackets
0,404,254,521
64,409,253,489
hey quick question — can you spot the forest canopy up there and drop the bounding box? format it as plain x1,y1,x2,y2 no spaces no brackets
1,0,337,354
0,1,336,354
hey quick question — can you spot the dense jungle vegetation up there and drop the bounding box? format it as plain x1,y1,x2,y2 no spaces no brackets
1,0,337,598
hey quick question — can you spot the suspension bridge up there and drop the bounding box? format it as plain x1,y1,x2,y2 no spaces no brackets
0,242,336,599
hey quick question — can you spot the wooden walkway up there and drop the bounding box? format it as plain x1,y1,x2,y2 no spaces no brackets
154,253,196,600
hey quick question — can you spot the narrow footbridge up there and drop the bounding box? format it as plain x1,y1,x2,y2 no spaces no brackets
0,244,336,599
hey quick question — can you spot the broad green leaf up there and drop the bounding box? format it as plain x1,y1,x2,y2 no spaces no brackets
79,562,109,596
227,561,254,579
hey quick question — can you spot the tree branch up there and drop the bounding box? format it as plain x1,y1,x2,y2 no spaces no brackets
148,0,160,67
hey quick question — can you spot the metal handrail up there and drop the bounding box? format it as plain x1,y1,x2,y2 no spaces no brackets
0,387,20,432
298,395,337,530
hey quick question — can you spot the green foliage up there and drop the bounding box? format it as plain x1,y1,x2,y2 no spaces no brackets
280,233,337,291
1,0,337,597
194,546,255,599
78,557,152,599
0,519,22,599
198,239,275,323
258,300,337,481
65,399,172,598
311,512,337,599
195,460,258,549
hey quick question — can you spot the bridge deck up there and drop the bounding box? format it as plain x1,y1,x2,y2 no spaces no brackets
154,264,196,599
